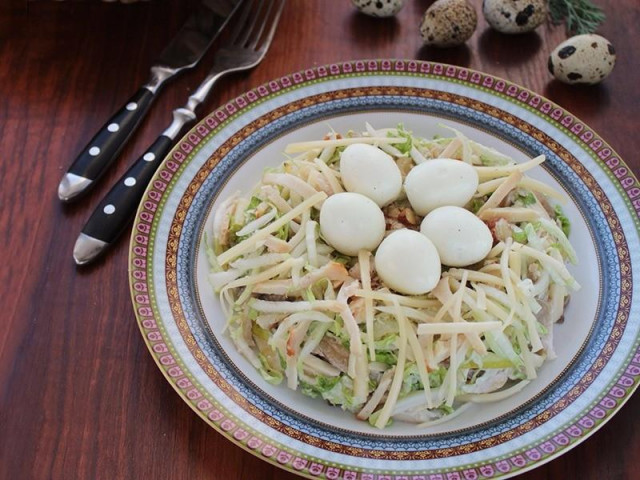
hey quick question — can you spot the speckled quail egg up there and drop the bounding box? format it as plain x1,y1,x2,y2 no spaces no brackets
351,0,405,17
420,206,493,267
404,159,479,216
374,229,442,295
340,143,403,207
319,192,386,256
420,0,477,47
548,34,617,85
482,0,546,34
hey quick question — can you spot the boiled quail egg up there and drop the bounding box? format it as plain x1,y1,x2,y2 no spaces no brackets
319,192,386,256
374,229,442,295
420,206,492,267
340,143,403,207
483,0,546,34
351,0,405,17
404,158,479,216
420,0,477,47
548,34,617,85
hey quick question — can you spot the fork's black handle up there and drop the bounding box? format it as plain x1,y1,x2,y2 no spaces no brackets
59,87,156,202
82,134,174,245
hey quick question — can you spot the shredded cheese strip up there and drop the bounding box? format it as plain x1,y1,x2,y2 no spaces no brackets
284,136,407,154
263,172,321,201
313,158,344,193
474,154,545,180
513,243,579,288
357,368,394,421
374,303,408,429
221,258,302,292
217,191,327,266
375,305,433,323
499,238,517,327
446,333,459,406
478,207,540,223
416,321,502,335
358,250,376,362
477,176,567,202
445,268,504,287
305,220,319,267
396,300,434,409
438,138,461,158
477,171,523,215
354,289,440,309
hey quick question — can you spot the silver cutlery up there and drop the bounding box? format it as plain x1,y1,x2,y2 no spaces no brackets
73,0,285,265
58,0,242,202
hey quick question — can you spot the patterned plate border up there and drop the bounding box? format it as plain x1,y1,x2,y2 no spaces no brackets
129,60,640,479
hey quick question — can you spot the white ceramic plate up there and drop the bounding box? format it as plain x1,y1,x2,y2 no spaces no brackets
130,60,640,479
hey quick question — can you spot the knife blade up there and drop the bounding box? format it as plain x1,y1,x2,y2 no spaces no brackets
58,0,241,203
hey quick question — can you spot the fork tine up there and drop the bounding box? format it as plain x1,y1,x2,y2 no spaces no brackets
253,0,285,53
245,0,275,50
235,0,269,48
227,0,256,45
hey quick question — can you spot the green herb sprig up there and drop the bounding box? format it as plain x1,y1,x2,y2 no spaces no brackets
548,0,606,35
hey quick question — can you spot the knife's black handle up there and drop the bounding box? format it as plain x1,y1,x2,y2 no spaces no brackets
82,134,174,246
62,88,156,200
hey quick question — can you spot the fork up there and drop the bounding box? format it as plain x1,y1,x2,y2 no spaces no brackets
73,0,285,265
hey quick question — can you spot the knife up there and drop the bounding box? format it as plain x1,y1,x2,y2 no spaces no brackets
58,0,241,203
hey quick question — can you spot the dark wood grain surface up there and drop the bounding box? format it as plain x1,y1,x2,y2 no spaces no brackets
1,1,638,479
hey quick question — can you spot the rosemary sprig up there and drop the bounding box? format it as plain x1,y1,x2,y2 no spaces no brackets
548,0,606,35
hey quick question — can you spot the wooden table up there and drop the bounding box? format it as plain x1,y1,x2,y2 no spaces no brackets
2,1,638,478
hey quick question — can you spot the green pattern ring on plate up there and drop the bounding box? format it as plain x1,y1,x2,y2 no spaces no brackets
129,60,640,480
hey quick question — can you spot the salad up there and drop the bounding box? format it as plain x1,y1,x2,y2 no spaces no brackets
206,123,580,428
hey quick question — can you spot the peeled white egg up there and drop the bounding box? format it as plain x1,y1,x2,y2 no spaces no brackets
340,143,403,207
319,192,386,256
404,158,478,216
420,206,492,267
374,229,441,295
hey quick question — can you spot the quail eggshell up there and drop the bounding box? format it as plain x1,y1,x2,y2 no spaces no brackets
482,0,546,34
420,206,492,267
548,34,617,85
319,192,386,256
420,0,477,47
351,0,405,17
374,229,442,295
404,158,479,216
340,143,403,207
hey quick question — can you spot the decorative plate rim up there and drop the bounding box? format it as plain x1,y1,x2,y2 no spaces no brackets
129,59,640,480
